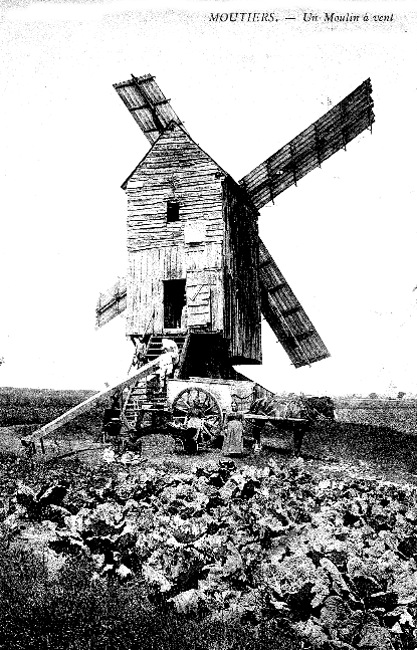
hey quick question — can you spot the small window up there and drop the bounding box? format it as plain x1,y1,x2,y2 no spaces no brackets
167,201,180,222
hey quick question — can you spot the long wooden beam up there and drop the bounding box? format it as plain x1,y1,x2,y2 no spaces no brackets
26,357,163,444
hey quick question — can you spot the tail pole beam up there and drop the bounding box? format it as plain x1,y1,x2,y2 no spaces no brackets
27,356,164,446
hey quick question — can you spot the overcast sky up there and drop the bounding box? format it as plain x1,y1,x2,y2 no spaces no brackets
0,0,416,396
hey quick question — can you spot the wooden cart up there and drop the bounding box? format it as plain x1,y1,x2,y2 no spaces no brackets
243,414,310,456
129,377,255,453
129,377,309,456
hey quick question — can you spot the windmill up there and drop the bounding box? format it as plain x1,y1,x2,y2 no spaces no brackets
96,74,374,380
27,73,375,448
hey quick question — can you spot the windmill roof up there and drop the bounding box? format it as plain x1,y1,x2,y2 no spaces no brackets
120,122,258,214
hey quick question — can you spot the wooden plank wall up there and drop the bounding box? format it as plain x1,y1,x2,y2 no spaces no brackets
124,124,224,251
127,243,224,333
124,124,225,335
222,178,262,364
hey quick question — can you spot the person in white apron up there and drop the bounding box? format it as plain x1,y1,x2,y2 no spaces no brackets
157,339,179,391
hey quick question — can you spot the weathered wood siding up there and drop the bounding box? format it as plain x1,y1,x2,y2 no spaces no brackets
124,124,225,335
223,178,261,364
127,243,224,333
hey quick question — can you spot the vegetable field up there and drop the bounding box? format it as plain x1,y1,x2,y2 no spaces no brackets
2,388,417,648
2,439,417,648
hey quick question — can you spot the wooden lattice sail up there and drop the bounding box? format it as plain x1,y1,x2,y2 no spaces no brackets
96,277,127,328
113,74,186,144
258,239,329,367
240,79,374,209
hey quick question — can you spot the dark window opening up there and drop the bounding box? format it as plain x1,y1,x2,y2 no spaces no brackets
167,201,180,222
164,279,186,329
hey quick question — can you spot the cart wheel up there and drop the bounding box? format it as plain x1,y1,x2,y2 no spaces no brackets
172,387,223,437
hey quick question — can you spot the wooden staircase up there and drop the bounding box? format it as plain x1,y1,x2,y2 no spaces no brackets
145,334,187,364
122,334,188,428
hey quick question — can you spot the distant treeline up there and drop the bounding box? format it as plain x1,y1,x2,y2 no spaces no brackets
0,387,96,427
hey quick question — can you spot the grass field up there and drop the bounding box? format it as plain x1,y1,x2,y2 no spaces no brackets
0,387,95,427
335,397,417,435
0,386,107,439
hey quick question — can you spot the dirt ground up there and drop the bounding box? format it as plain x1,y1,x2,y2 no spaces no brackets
2,419,417,487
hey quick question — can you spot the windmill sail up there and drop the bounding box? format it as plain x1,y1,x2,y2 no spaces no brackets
96,277,127,328
258,239,330,367
240,79,374,210
113,74,185,144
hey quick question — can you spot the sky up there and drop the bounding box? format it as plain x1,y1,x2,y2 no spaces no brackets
0,0,416,396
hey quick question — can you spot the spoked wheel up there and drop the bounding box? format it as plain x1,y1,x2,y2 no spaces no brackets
172,387,223,438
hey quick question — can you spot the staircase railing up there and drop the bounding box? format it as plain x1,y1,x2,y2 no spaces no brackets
175,331,191,379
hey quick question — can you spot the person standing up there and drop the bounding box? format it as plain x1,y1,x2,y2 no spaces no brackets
251,419,263,454
158,338,180,391
101,393,122,444
129,336,148,375
183,409,202,453
222,402,244,456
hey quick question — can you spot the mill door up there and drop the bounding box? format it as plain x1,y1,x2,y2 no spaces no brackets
186,270,221,329
163,279,186,331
